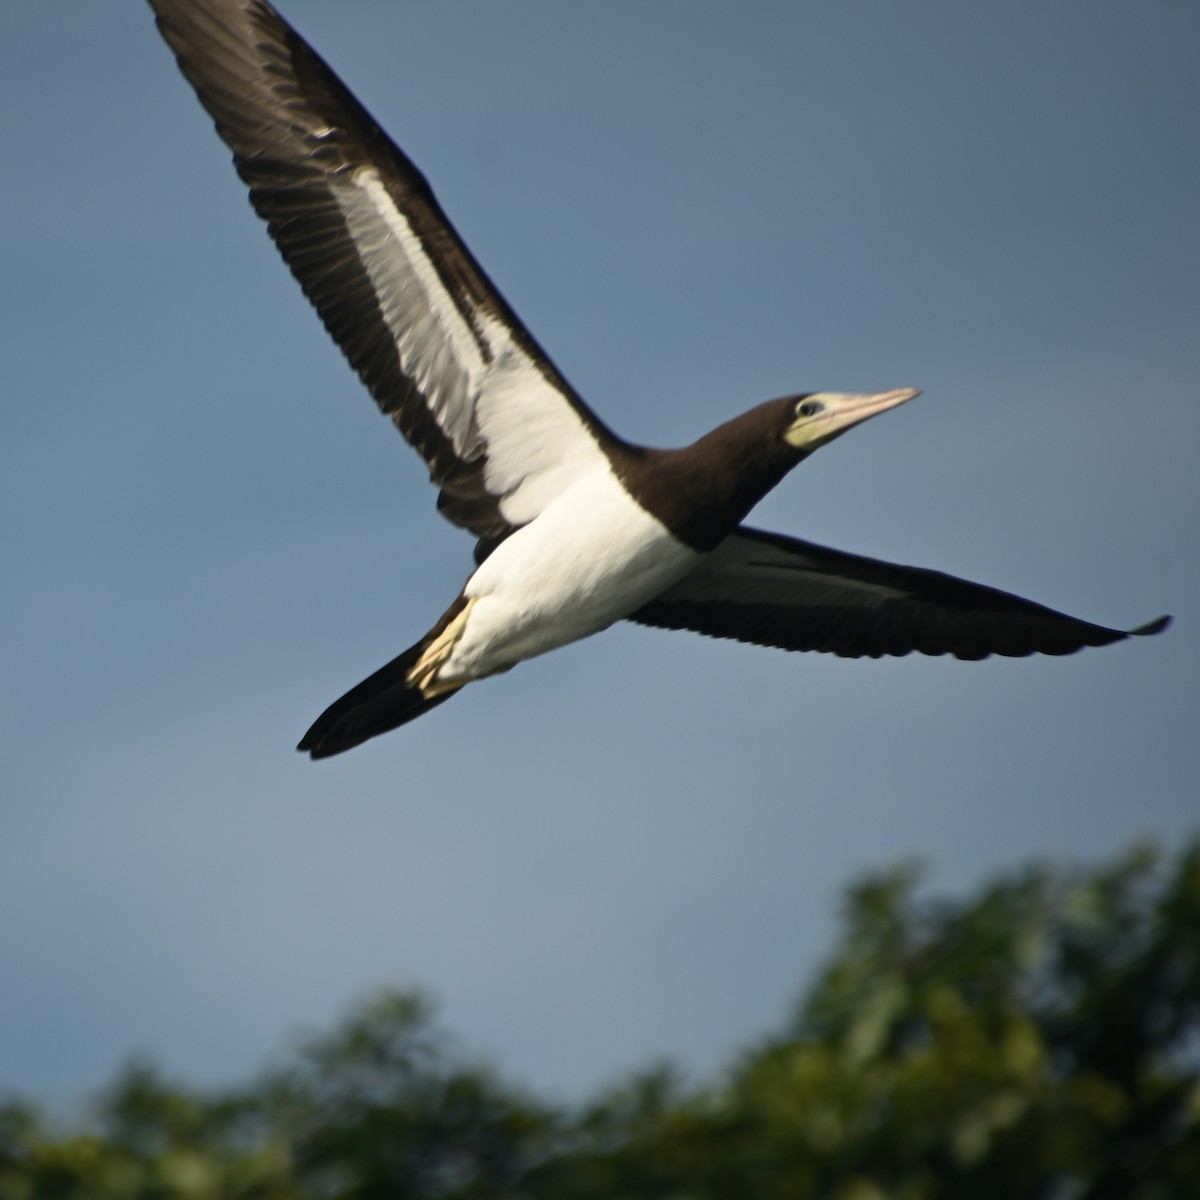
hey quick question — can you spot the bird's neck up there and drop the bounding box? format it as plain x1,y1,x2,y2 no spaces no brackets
617,401,805,552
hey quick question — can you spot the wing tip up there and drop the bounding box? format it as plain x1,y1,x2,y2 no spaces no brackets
1131,614,1172,637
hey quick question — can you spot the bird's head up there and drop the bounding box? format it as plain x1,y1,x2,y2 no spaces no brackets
784,388,920,454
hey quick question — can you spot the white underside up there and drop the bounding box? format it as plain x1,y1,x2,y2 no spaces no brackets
345,169,678,692
431,465,701,686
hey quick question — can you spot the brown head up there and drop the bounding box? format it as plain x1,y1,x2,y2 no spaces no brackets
620,389,919,551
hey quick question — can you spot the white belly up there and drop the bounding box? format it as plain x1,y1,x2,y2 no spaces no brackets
441,467,700,682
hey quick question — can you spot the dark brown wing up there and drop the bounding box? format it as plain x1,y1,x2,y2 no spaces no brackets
149,0,620,549
629,526,1170,659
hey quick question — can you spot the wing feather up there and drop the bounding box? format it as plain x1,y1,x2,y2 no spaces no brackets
149,0,618,547
629,527,1170,659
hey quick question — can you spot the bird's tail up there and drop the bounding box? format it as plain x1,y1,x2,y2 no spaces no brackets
297,629,463,760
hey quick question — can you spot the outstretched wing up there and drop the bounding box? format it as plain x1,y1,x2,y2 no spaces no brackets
149,0,619,550
629,527,1170,659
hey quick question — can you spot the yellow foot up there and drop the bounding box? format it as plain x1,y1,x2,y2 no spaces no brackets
407,597,476,698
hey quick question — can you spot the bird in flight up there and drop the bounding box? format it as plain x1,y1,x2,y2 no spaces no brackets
148,0,1169,758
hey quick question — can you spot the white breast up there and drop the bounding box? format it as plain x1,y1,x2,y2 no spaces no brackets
442,466,701,682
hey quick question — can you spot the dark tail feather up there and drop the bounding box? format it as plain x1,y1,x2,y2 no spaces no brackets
297,638,461,759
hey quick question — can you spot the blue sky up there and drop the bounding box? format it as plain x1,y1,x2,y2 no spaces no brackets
2,0,1197,1107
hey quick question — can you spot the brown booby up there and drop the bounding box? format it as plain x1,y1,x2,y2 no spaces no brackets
147,0,1170,759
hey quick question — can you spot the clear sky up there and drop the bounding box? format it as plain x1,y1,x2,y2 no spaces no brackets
3,1,1197,1107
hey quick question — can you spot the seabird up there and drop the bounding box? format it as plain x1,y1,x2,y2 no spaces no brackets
147,0,1170,759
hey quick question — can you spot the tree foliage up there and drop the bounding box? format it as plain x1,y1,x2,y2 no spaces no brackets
4,841,1198,1199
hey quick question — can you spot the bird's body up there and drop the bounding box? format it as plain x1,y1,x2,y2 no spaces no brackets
146,0,1169,758
449,468,700,685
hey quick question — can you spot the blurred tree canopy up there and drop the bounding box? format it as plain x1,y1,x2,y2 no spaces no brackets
3,841,1198,1199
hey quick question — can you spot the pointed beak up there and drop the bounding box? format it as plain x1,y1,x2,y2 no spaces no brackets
785,388,920,451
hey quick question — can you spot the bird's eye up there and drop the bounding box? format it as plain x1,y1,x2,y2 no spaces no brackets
797,399,824,418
